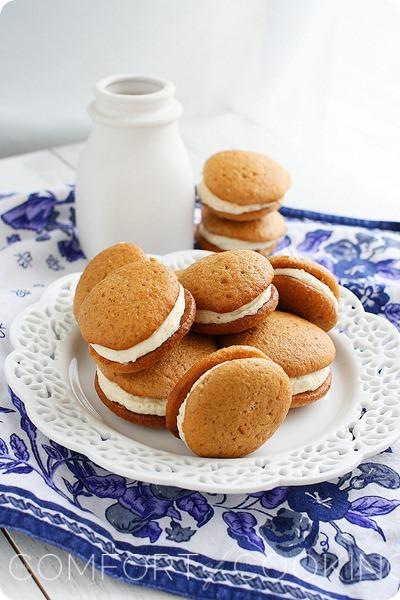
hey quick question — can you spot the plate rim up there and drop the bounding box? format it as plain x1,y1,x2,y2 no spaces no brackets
4,249,400,493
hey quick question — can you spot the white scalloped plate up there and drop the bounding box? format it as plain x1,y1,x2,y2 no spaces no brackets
4,249,400,493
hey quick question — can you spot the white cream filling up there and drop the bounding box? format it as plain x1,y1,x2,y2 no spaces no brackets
198,179,274,214
290,366,330,396
97,368,166,416
91,284,185,364
274,268,339,310
196,285,272,324
177,362,226,446
176,397,189,445
198,223,276,252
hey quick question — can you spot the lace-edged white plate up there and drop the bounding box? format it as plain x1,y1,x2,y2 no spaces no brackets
5,249,400,493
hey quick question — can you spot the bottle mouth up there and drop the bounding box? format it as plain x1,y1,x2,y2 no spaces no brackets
91,74,181,126
96,75,175,103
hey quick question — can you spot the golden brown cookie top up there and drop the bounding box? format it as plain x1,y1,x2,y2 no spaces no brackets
203,150,291,205
166,345,271,436
201,206,286,242
77,261,181,349
220,311,336,377
73,243,147,317
98,333,217,399
182,357,291,457
268,255,340,299
178,250,273,312
166,345,291,457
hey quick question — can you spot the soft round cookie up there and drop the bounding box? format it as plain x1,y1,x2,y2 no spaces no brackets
198,150,291,222
269,255,340,331
95,333,217,428
166,345,292,457
220,311,336,408
196,206,286,255
77,261,196,373
178,250,278,334
73,243,147,317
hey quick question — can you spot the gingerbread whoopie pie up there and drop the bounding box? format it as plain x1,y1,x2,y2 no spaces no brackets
198,150,291,222
269,255,340,331
166,346,292,457
220,311,336,408
95,333,217,428
178,250,278,335
77,261,195,373
73,242,148,318
196,206,286,256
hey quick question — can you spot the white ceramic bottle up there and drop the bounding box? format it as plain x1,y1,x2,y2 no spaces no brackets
75,75,194,258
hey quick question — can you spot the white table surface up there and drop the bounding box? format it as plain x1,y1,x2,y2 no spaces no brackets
0,136,398,600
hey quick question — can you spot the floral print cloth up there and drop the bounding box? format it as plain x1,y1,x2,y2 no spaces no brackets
0,187,399,600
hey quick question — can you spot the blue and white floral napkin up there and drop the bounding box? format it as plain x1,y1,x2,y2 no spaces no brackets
0,188,399,600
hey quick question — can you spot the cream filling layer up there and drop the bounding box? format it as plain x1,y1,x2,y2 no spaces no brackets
198,223,276,252
274,268,339,310
176,397,189,445
198,179,275,214
290,366,330,396
91,284,185,364
97,368,166,416
196,285,272,324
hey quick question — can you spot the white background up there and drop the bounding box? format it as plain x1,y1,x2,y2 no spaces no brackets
0,0,400,219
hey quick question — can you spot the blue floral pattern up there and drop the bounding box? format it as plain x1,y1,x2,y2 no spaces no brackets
0,188,399,600
1,189,84,263
293,228,400,330
1,388,400,589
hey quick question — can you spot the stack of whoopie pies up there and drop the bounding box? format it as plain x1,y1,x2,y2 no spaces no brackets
196,150,289,255
74,239,339,459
